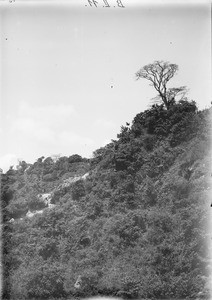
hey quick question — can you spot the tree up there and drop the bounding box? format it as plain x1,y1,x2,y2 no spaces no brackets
136,61,187,109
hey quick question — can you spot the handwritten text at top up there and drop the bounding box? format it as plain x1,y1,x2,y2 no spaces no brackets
86,0,125,8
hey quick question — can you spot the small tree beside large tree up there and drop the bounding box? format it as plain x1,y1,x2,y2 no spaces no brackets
136,60,187,109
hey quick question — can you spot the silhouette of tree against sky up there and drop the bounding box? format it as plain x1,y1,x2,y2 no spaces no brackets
136,61,187,109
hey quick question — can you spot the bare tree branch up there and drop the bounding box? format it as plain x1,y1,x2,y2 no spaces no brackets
136,60,180,109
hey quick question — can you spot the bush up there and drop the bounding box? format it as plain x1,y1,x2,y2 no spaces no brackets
71,180,86,200
68,154,83,163
7,198,28,218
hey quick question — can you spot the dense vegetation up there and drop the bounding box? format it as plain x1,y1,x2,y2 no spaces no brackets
1,99,212,299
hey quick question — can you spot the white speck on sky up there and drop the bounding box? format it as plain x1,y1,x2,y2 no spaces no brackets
0,0,211,171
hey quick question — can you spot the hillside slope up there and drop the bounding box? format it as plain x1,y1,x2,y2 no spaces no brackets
1,100,212,300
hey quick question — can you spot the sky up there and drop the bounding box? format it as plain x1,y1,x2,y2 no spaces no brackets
0,0,211,172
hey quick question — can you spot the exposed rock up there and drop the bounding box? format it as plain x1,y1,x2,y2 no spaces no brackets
17,172,89,220
82,172,89,179
74,275,82,289
38,193,52,206
26,209,44,218
48,203,56,209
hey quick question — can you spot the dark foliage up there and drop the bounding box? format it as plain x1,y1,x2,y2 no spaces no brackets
1,100,211,299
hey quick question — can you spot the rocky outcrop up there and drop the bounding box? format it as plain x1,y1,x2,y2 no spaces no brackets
55,172,89,191
37,193,52,206
26,209,44,218
8,172,89,222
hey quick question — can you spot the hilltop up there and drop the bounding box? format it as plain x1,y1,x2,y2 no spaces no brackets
1,100,212,299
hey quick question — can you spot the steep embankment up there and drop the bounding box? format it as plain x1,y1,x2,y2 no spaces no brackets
1,101,212,300
7,171,90,221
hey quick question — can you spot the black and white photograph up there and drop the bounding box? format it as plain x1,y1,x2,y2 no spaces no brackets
0,0,211,299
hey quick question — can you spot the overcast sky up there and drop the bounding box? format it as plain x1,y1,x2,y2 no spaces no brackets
0,0,211,171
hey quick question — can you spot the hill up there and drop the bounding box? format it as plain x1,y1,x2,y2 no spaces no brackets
1,100,212,299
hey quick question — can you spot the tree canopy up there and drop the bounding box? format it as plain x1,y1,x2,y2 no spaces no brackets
136,60,187,109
